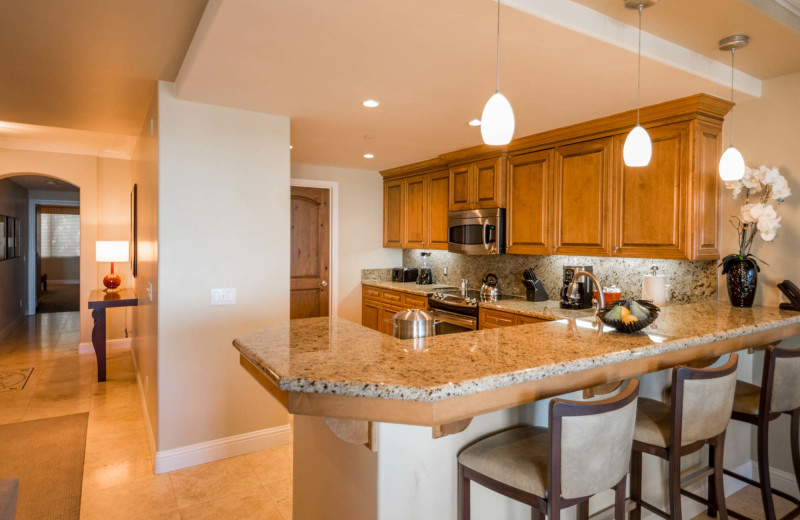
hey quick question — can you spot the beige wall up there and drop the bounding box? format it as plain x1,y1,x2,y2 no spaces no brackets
719,72,800,473
156,81,290,451
0,179,28,338
131,87,160,447
290,164,402,323
41,256,80,281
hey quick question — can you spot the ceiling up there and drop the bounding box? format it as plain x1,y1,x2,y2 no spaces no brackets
7,174,79,192
0,0,208,136
570,0,800,79
175,0,792,170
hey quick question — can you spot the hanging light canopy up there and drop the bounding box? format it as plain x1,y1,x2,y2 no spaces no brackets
481,0,514,146
622,0,656,167
718,34,749,182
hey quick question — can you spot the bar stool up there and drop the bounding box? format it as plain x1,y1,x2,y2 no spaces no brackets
630,354,738,520
724,346,800,520
457,380,639,520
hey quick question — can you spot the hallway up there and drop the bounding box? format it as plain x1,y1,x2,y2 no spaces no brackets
0,312,292,519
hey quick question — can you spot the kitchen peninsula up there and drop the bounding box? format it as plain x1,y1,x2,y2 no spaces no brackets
234,302,800,520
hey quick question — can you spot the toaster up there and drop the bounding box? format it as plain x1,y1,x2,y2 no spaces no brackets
392,267,419,283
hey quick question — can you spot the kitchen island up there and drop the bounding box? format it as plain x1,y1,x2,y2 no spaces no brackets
234,302,800,520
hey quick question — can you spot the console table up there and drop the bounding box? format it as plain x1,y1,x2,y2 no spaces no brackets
88,289,138,382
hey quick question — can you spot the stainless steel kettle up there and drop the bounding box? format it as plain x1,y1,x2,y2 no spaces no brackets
480,273,500,301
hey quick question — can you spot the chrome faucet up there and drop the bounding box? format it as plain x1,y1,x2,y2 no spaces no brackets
566,270,605,319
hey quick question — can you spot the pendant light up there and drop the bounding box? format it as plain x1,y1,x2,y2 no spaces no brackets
718,35,749,182
622,0,656,167
481,0,514,146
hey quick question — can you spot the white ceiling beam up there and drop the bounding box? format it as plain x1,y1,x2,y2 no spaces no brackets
503,0,763,98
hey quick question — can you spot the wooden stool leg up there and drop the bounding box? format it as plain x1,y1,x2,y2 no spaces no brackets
791,410,800,497
630,450,643,520
712,433,729,520
615,478,627,520
708,442,719,518
668,454,682,520
757,420,777,520
577,500,589,520
532,507,543,520
458,464,470,520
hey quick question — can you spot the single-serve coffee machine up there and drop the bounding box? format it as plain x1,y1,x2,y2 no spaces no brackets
560,265,594,309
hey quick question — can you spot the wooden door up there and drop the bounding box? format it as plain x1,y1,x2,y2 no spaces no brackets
473,157,505,208
612,122,689,258
362,299,381,331
383,179,403,247
403,175,427,248
290,186,330,319
449,164,472,211
507,150,552,254
553,138,612,256
427,170,449,249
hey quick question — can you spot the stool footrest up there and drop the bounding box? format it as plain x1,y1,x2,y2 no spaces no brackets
680,466,714,488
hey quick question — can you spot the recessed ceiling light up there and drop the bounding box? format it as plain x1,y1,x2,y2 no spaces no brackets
468,119,481,126
362,99,380,108
363,154,374,159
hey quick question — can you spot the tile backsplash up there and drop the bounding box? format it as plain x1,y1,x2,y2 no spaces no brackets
402,250,718,304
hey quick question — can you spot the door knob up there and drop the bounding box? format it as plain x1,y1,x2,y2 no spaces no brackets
320,280,328,287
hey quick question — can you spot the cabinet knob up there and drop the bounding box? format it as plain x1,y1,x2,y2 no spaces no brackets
553,245,559,252
614,246,621,253
320,280,328,287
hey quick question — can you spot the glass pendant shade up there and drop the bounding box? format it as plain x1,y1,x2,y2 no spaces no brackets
480,92,515,146
719,146,745,181
623,125,652,167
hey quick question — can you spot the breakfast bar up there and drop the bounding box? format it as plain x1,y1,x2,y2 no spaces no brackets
234,302,800,519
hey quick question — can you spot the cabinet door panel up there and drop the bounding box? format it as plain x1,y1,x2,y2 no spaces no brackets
362,299,380,331
383,179,403,247
449,164,472,211
427,170,450,249
474,157,505,208
554,139,612,256
693,122,722,260
613,123,689,258
507,150,552,255
403,175,426,248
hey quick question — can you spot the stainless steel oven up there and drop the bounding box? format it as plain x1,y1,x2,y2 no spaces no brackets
448,208,505,255
428,308,477,335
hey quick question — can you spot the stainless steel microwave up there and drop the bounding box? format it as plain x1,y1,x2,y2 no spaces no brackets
447,208,505,255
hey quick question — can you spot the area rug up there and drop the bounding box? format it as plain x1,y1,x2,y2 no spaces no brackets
37,283,80,313
0,368,33,392
0,413,88,519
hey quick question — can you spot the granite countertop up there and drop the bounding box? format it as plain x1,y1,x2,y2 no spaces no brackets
479,299,594,320
234,301,800,403
362,280,457,296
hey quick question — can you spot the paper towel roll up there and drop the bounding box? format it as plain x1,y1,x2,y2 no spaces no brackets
643,275,667,306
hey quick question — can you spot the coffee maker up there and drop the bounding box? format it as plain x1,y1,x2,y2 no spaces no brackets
560,265,594,309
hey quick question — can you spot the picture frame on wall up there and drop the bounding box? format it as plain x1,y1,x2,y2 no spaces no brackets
131,184,138,277
0,216,6,261
7,217,14,258
14,218,20,258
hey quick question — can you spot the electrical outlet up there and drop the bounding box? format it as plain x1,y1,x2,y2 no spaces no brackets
443,266,448,275
147,282,153,302
19,299,22,308
210,288,237,306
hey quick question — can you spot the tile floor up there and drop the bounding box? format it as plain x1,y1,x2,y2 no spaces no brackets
0,311,292,520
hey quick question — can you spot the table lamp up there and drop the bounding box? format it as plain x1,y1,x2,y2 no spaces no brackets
96,241,129,291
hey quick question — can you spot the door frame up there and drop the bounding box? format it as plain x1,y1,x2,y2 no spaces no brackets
290,179,339,318
27,198,80,315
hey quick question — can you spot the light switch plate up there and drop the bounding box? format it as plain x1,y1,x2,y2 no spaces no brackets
211,288,236,306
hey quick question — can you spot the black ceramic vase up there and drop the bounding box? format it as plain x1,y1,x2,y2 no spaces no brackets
726,259,758,307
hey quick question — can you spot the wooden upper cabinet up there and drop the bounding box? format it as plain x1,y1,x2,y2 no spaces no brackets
553,138,612,256
448,156,505,211
449,164,472,211
612,122,690,258
403,175,427,248
506,150,553,255
691,122,722,260
427,170,450,250
383,179,403,247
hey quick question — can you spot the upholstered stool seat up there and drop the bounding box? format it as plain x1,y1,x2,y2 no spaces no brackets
459,380,639,520
458,426,549,497
633,398,671,447
732,380,761,415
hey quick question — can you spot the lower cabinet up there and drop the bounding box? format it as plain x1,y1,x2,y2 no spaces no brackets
362,286,429,334
479,308,550,329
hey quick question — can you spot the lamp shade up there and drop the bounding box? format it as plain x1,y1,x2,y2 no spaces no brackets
623,125,652,167
480,92,515,146
719,146,745,181
96,241,129,263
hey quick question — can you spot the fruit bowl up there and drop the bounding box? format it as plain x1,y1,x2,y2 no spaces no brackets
597,299,660,333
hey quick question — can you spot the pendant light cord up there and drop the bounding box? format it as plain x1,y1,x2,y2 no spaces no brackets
495,0,501,92
730,48,735,146
636,3,643,126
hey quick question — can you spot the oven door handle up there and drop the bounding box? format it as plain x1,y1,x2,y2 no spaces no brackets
429,310,477,330
482,221,490,250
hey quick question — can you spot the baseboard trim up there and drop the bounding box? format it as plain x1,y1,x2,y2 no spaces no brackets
154,424,292,475
130,349,157,458
78,337,131,353
768,464,800,499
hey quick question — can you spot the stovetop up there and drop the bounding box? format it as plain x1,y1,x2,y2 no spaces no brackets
429,289,521,308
